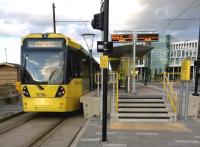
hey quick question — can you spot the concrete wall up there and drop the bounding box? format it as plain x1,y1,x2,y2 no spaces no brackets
188,95,200,118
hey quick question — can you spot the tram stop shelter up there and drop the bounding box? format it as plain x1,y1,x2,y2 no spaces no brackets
109,44,153,71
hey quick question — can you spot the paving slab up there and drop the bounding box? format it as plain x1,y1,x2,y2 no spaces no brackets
72,117,200,147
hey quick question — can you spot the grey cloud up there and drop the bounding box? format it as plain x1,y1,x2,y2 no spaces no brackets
124,0,200,39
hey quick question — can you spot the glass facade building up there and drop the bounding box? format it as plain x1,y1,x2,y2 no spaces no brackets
150,35,170,77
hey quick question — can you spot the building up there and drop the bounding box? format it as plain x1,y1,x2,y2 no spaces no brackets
169,40,198,79
135,35,170,82
0,62,21,85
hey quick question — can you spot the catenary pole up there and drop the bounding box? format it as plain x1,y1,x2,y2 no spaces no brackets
52,3,56,33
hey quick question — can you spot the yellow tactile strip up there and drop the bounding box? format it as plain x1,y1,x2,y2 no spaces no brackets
110,121,189,132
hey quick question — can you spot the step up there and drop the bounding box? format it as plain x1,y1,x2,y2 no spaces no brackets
118,99,164,103
118,103,166,107
118,108,168,112
117,113,169,117
119,95,163,99
117,119,170,122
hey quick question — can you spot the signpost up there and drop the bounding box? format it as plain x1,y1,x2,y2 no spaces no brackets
91,0,110,143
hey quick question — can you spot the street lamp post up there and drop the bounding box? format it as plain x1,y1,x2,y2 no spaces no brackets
82,33,95,91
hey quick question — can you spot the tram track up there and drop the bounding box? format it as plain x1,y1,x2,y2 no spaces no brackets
0,112,86,147
0,112,38,135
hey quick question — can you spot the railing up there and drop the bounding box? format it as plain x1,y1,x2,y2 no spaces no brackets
162,72,177,119
95,72,119,117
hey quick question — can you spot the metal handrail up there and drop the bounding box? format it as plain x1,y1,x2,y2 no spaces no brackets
162,72,177,112
115,73,119,112
95,72,119,113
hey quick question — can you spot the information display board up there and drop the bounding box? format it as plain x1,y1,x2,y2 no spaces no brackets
27,40,63,48
137,33,159,41
111,34,133,42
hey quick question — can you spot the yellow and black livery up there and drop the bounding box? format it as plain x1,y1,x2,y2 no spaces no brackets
20,33,99,112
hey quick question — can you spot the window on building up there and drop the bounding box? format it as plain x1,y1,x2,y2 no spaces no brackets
195,42,197,48
176,58,179,65
182,50,185,57
177,50,181,56
193,50,196,56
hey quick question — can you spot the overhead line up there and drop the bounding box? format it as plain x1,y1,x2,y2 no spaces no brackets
161,0,199,33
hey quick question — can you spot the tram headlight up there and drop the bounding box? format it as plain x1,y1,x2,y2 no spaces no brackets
55,86,65,97
22,86,30,97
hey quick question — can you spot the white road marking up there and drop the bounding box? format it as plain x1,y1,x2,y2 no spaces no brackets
80,138,100,142
175,139,200,144
136,132,158,136
88,123,98,126
103,143,127,147
96,132,116,135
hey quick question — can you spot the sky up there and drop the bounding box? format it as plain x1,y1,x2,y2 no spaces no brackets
0,0,199,64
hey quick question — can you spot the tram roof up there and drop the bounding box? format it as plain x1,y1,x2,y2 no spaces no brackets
23,33,81,49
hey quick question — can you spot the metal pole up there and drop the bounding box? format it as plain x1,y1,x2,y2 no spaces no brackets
131,32,136,93
192,19,200,96
184,81,189,124
102,0,109,143
5,48,7,63
89,50,93,91
52,3,56,33
97,73,100,96
179,82,183,120
100,0,104,119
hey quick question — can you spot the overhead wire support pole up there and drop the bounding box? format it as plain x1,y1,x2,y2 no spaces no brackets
52,3,89,33
52,3,56,33
5,48,7,63
102,0,109,143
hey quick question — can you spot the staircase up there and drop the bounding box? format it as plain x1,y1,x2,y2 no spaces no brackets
116,94,175,122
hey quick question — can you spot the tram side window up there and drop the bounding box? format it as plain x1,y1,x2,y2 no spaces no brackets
80,53,89,78
68,49,81,78
73,51,81,77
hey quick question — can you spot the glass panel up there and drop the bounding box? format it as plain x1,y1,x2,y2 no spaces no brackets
22,49,64,84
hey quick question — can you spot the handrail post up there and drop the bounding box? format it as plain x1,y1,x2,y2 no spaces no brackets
112,72,115,118
116,72,119,113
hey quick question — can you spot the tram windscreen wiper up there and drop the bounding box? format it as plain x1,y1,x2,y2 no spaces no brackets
36,84,44,90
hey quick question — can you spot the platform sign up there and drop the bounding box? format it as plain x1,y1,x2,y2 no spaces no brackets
181,59,191,81
137,33,159,42
100,55,109,69
111,34,133,42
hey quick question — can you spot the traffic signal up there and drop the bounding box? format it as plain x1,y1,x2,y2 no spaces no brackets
91,12,104,31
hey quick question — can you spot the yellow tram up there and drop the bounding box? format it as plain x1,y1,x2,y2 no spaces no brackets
20,33,99,112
